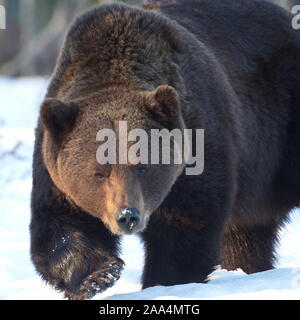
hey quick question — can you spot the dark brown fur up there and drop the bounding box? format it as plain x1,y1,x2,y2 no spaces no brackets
31,0,300,299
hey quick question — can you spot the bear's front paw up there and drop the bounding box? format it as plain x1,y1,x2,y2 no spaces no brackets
64,257,124,300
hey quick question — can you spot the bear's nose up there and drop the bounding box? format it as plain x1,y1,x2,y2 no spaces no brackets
116,207,141,233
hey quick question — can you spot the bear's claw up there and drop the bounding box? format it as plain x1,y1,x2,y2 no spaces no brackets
64,257,124,300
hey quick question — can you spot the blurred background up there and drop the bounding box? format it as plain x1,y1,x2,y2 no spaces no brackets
0,0,140,77
0,0,299,78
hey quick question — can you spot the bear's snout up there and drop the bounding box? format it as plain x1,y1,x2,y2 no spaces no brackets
116,207,141,234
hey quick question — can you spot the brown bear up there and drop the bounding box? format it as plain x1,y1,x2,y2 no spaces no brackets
30,0,300,300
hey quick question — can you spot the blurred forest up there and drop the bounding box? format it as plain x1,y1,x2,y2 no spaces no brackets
0,0,139,76
0,0,299,77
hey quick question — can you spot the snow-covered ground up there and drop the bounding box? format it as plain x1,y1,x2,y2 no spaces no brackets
0,76,299,300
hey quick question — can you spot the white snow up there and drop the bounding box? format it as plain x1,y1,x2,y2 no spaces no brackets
0,76,299,300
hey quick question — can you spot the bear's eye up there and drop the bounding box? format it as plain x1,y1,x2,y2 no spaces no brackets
134,166,147,176
94,173,106,182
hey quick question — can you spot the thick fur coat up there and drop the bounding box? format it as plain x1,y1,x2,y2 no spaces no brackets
31,0,300,299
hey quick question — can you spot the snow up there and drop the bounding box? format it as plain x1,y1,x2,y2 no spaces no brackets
0,76,299,300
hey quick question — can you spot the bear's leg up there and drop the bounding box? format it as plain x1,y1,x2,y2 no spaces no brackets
31,207,123,300
30,156,123,300
140,212,224,288
140,143,237,288
220,223,280,274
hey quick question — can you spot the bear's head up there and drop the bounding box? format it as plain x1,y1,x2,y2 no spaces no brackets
40,85,186,235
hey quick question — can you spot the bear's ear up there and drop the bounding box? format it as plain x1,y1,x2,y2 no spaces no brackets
40,98,79,143
146,85,180,118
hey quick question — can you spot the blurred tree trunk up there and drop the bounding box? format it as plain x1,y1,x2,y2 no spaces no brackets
19,0,35,75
